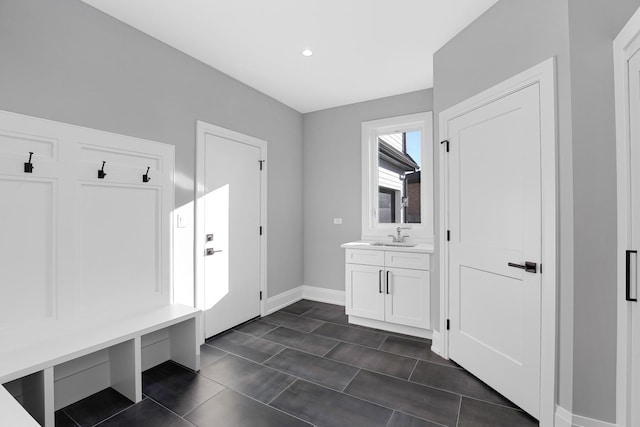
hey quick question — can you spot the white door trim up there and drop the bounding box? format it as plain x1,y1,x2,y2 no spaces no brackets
195,121,268,336
438,57,557,426
614,7,640,427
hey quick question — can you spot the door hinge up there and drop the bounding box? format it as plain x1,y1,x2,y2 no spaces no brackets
260,291,263,301
446,319,450,330
441,139,450,153
260,226,263,235
259,160,265,171
447,230,450,241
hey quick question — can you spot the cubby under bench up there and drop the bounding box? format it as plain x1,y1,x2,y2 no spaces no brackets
0,304,201,427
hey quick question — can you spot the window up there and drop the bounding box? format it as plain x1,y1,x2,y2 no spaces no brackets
361,112,433,242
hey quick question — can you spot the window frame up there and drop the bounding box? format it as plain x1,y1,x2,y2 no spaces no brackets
361,112,434,242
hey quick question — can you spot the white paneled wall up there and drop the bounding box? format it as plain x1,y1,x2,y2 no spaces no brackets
0,109,175,328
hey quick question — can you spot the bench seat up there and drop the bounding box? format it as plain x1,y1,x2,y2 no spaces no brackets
0,304,201,427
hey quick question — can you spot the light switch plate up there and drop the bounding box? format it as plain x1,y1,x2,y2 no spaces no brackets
333,218,343,225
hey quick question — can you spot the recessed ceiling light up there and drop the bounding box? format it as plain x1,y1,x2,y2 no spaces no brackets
302,49,313,57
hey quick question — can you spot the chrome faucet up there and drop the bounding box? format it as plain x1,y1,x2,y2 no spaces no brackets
389,226,410,243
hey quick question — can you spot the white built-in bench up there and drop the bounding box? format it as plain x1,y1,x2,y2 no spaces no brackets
0,110,197,426
0,304,201,427
0,386,39,427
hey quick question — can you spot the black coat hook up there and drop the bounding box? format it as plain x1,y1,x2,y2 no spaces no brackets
24,152,34,173
142,166,151,183
98,161,107,179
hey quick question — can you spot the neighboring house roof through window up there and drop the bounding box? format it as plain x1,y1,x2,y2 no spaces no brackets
378,139,419,172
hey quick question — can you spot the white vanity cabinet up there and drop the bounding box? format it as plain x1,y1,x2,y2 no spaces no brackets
344,246,431,337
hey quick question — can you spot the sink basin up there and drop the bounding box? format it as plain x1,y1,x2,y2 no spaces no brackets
370,241,417,247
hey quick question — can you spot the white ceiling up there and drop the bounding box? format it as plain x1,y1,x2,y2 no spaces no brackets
81,0,499,113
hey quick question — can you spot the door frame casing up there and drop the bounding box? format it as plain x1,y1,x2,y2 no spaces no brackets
438,57,557,425
614,8,640,426
195,121,267,340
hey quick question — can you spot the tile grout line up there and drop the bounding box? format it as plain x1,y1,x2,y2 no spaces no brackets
399,371,521,413
339,368,361,392
394,410,449,427
266,377,298,405
203,338,360,396
454,394,525,413
384,410,395,427
144,395,199,426
282,304,412,342
455,395,463,427
61,409,82,427
408,358,420,381
266,309,420,352
191,374,315,427
253,318,324,335
337,380,449,426
320,347,418,381
212,328,372,370
310,330,389,350
305,323,436,360
234,323,279,338
261,346,288,365
288,300,434,345
91,398,140,427
321,339,341,357
210,320,447,388
342,367,462,400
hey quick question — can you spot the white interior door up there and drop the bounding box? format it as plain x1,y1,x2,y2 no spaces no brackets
202,131,263,338
628,48,640,426
618,39,640,427
447,83,542,417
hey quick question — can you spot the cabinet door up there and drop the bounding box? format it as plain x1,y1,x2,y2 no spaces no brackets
384,267,430,329
345,264,385,321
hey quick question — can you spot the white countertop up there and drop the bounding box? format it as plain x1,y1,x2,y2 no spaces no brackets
341,240,435,254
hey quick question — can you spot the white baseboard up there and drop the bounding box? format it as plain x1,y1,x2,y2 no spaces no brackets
348,315,432,339
265,286,304,315
431,330,443,357
265,285,345,315
555,406,573,427
301,285,345,306
555,405,617,427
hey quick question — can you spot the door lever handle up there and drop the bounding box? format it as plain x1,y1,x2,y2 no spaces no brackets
205,248,222,256
507,261,537,273
626,250,637,302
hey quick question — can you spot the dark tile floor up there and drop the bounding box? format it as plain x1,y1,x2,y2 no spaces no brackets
55,300,538,427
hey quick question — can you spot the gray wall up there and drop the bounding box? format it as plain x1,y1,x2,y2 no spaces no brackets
302,90,433,295
0,0,303,299
434,0,640,421
567,0,640,420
